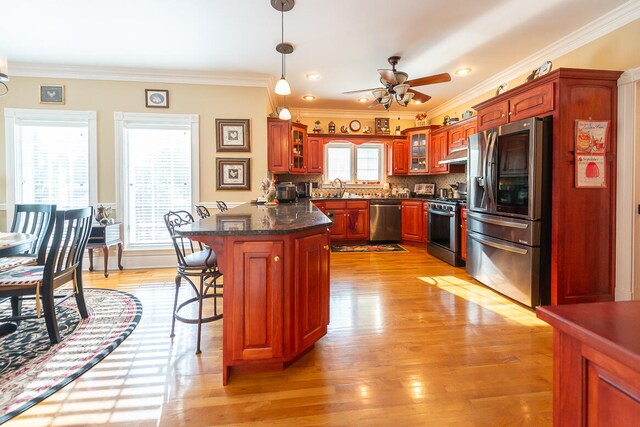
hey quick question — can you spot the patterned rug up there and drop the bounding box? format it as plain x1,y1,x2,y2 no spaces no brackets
0,288,142,424
331,243,407,253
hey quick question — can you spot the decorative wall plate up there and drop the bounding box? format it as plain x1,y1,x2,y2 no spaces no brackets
349,120,361,132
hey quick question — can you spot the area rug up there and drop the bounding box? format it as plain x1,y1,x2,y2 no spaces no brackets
331,243,407,253
0,288,142,424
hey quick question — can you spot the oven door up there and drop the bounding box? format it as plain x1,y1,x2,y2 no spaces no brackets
428,206,457,252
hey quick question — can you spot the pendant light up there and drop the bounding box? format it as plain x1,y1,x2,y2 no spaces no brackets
279,96,292,120
272,0,294,96
0,55,9,97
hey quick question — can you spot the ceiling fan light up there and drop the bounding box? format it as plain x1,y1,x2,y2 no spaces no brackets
394,71,408,84
279,106,292,120
395,84,410,98
275,77,291,95
398,91,414,107
372,88,387,102
380,95,391,104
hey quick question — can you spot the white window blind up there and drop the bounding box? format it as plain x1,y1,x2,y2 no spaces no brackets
4,109,97,220
324,142,384,183
124,126,192,247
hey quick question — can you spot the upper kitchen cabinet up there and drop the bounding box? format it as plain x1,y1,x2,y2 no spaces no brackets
447,116,477,150
387,137,409,175
402,126,440,174
476,82,554,131
307,136,323,174
429,128,449,174
473,68,622,305
267,118,308,174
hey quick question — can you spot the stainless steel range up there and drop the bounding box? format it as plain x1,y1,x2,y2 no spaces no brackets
427,198,465,267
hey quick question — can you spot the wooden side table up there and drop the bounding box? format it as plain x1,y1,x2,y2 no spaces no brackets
87,223,123,277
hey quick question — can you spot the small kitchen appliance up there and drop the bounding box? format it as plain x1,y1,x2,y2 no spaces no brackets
275,182,297,203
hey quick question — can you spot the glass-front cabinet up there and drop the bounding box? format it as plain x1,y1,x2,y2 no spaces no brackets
410,132,427,172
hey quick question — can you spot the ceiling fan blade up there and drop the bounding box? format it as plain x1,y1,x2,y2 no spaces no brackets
367,100,381,109
407,73,451,87
378,69,397,85
342,87,385,94
408,89,431,103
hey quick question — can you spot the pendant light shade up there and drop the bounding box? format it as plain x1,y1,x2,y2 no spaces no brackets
279,106,292,120
275,76,291,95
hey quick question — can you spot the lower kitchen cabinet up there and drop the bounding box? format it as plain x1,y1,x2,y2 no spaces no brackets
294,232,330,352
401,200,423,242
324,200,369,240
461,207,467,261
423,201,429,243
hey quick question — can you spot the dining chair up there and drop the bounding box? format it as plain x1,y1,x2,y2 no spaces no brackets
195,205,211,219
0,204,56,273
0,207,93,344
216,201,228,212
164,210,222,354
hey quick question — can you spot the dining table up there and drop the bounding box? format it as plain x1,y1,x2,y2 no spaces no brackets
0,232,35,257
0,232,35,337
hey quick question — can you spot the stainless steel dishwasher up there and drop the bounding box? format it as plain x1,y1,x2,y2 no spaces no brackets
369,199,402,241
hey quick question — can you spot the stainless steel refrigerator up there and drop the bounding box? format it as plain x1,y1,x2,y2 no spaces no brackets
466,117,552,307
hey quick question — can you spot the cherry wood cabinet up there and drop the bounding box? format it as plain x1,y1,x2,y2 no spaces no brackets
388,138,409,175
267,118,290,173
267,118,308,174
462,119,477,142
448,125,465,150
461,207,467,261
473,68,622,305
476,82,554,131
293,232,330,353
537,302,640,426
423,201,429,243
429,130,449,174
307,136,323,174
230,240,284,362
323,200,369,241
401,200,423,242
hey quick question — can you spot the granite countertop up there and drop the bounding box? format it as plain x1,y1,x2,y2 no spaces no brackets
175,200,332,236
310,196,436,202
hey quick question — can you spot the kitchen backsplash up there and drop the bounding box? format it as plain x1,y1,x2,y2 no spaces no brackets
275,172,467,197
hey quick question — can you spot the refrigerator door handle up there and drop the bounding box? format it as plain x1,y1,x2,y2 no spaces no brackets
485,131,497,210
467,212,528,229
468,231,529,255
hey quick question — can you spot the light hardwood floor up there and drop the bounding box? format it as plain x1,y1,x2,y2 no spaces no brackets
8,245,553,426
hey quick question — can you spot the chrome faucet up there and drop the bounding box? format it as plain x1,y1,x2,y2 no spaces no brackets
332,178,346,198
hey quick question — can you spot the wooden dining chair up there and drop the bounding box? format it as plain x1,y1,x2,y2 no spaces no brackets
0,204,56,273
195,205,211,219
0,207,93,344
164,210,222,354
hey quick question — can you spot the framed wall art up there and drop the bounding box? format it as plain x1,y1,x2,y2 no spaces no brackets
575,119,609,189
375,117,390,135
216,118,251,152
145,89,169,108
216,158,251,190
39,85,65,104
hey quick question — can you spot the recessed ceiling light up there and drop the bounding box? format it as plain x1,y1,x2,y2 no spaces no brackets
357,97,369,103
302,95,316,101
413,100,423,104
305,73,321,80
455,67,472,76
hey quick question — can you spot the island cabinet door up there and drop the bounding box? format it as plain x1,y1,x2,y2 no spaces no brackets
293,232,330,352
230,240,284,362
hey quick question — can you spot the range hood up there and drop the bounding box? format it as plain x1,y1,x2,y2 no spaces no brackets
438,146,467,165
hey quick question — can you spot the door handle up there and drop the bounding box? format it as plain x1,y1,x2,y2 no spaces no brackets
468,232,528,255
274,256,280,262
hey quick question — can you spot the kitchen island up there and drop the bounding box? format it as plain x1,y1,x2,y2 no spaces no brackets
176,200,332,384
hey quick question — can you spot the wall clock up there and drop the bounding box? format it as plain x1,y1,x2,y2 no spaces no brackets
349,120,361,132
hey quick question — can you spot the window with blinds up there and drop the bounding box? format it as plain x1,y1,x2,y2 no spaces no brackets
4,109,97,217
125,127,191,247
116,113,199,250
324,142,384,183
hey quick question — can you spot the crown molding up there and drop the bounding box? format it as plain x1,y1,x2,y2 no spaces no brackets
290,107,416,120
10,62,274,88
427,0,640,118
619,66,640,86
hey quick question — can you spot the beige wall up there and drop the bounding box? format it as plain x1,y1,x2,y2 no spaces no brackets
0,77,269,214
431,18,640,125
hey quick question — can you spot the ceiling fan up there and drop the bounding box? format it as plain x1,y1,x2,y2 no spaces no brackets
343,56,451,109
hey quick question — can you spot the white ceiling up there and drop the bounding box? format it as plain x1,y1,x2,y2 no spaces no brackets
0,0,633,113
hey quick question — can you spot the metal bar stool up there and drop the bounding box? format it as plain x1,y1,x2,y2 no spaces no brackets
164,210,222,354
216,201,228,212
195,205,211,219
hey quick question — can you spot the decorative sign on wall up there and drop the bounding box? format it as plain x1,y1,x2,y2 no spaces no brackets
216,119,251,152
575,119,609,188
40,85,65,104
145,89,169,108
216,158,251,190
